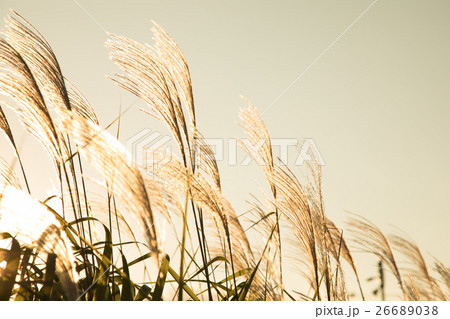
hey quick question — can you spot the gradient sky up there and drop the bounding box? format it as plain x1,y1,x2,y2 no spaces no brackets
1,0,449,298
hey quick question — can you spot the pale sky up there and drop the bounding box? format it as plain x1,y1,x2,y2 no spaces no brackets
1,0,449,298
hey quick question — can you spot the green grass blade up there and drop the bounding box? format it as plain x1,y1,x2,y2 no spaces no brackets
153,254,170,301
14,248,33,301
237,260,261,301
117,252,152,270
135,285,152,301
120,251,134,301
187,255,228,281
39,253,57,300
168,266,199,301
93,225,112,301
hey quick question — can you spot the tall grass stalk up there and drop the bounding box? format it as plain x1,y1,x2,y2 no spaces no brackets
0,10,448,301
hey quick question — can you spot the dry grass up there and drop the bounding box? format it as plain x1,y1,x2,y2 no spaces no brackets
0,10,447,301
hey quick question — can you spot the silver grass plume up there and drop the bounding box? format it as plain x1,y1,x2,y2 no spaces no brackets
192,129,221,189
239,100,275,189
347,216,405,297
152,22,196,130
106,34,192,167
390,234,447,300
58,107,160,256
247,199,284,300
0,157,21,190
0,36,63,170
239,99,284,298
325,218,364,300
154,155,252,269
270,165,322,297
0,104,14,144
0,105,31,192
404,274,421,301
145,177,184,222
3,11,100,218
434,260,450,296
3,11,97,125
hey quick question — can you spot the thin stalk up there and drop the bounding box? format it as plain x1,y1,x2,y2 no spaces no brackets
14,147,31,194
223,223,238,298
76,151,96,276
178,180,190,301
273,205,283,298
107,191,114,299
190,204,213,300
61,160,92,291
379,260,385,301
198,207,216,299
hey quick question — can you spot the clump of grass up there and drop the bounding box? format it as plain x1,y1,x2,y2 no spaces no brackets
0,10,448,301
